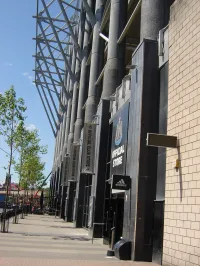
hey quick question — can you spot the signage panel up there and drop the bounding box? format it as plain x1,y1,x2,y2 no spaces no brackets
111,175,131,190
111,102,129,176
81,124,96,174
68,144,80,181
146,133,177,148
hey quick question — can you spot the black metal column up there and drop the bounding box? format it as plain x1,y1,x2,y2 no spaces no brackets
125,40,159,262
60,185,67,219
66,181,76,222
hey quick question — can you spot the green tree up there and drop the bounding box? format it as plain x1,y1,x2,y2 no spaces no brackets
0,86,26,180
0,86,26,230
19,154,46,189
14,124,47,191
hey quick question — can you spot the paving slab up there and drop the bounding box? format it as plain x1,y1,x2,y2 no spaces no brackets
0,215,158,266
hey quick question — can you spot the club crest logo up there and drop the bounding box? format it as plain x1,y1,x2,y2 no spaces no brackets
115,117,122,146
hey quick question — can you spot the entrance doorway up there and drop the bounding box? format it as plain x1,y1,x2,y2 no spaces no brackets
82,174,92,229
103,189,124,247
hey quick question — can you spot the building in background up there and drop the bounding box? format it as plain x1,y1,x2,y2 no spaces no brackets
34,0,200,265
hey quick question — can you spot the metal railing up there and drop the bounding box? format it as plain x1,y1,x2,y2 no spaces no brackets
0,208,23,232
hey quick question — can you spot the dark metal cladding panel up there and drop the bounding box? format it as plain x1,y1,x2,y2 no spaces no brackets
123,41,144,248
123,40,159,262
90,99,110,238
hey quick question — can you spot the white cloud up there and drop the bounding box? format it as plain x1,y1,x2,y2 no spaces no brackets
25,124,37,131
4,62,13,67
28,75,34,81
22,72,29,76
22,72,35,86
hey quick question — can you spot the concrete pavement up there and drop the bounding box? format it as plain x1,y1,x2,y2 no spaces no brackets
0,215,158,266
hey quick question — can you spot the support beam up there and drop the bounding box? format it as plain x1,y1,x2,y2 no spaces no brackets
35,0,69,63
99,32,109,42
66,42,78,153
82,0,96,28
36,84,56,137
34,83,57,94
34,37,72,45
33,55,65,61
57,0,82,59
38,22,68,97
38,72,62,85
41,0,76,82
35,70,61,120
95,64,105,86
84,0,104,124
40,25,69,54
39,0,55,15
35,81,61,87
36,79,58,129
61,0,81,12
33,69,65,75
36,47,65,105
33,15,66,23
74,1,91,141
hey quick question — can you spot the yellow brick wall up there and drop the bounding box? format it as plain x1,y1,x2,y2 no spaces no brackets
163,0,200,266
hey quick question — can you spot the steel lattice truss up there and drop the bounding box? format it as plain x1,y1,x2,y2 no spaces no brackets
34,0,82,136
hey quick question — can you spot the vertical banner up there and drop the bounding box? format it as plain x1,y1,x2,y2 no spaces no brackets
68,144,80,181
111,102,129,176
63,156,70,185
81,124,96,174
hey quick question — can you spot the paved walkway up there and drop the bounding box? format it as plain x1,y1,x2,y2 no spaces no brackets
0,215,158,266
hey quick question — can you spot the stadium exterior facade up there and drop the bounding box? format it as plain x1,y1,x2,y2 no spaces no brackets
34,0,200,265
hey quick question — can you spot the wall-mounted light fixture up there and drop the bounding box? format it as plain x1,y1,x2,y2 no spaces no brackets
175,159,180,172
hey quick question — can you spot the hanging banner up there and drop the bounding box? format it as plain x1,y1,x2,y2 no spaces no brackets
63,156,70,185
81,123,96,174
111,102,129,176
68,144,80,181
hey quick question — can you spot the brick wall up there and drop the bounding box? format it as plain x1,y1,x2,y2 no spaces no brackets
163,1,200,266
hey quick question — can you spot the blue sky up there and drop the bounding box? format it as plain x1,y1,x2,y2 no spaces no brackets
0,1,55,184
